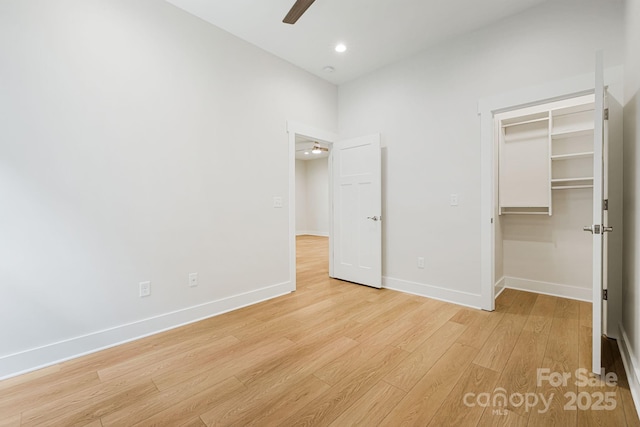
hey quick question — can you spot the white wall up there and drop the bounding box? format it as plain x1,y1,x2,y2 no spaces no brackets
339,0,624,305
304,158,329,236
621,0,640,408
295,159,308,234
295,157,329,236
0,0,337,378
501,191,593,298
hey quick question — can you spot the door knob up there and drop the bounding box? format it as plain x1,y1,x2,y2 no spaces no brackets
603,226,614,233
583,225,601,234
367,216,379,221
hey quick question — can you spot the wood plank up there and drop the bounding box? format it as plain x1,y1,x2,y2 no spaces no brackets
344,299,425,343
527,358,577,427
200,375,330,426
178,417,207,427
451,307,504,350
427,363,501,427
578,300,592,328
0,415,20,427
527,313,580,427
151,336,295,391
477,408,528,427
0,371,101,417
21,378,158,427
383,321,466,392
328,381,406,427
0,365,60,392
235,336,358,389
101,363,247,426
528,294,558,318
576,335,629,427
285,316,361,345
360,317,419,347
495,288,519,312
608,338,640,427
579,324,593,372
231,316,303,342
495,314,552,416
391,303,462,352
280,345,409,426
545,317,579,370
197,337,359,426
473,313,528,372
314,342,403,387
380,343,478,426
97,335,240,382
506,290,538,316
130,377,245,426
555,298,580,320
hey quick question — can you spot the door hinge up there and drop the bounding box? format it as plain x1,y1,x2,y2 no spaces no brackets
603,199,608,211
604,108,609,120
603,289,608,301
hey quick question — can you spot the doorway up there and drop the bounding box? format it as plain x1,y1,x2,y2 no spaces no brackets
287,122,383,290
493,93,597,304
286,121,337,291
479,72,610,312
295,138,330,238
480,63,624,374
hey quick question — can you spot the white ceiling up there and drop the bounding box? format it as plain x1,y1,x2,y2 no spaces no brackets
166,0,547,85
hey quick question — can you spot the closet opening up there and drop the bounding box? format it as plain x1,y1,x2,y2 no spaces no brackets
493,94,598,303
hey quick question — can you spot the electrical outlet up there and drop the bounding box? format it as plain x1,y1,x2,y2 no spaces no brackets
450,194,459,206
139,281,151,297
273,196,283,208
189,272,198,287
417,257,425,269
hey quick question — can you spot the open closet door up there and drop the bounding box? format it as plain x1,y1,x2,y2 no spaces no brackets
587,51,609,374
332,134,382,288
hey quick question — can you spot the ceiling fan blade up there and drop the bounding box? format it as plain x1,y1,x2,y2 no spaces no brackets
283,0,316,24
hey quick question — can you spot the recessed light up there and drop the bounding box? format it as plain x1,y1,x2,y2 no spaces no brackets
304,151,310,155
335,43,347,53
323,66,335,73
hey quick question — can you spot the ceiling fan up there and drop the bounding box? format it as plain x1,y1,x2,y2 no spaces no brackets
283,0,316,24
296,142,329,155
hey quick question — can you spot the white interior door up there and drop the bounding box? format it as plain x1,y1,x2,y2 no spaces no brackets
332,134,382,288
589,51,608,374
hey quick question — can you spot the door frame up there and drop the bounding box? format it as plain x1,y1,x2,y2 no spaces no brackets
287,121,338,290
479,72,602,311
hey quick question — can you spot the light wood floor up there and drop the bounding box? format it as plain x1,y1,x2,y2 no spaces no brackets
1,235,638,426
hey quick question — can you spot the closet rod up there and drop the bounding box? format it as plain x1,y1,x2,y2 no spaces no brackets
552,185,594,190
500,211,550,215
501,117,548,128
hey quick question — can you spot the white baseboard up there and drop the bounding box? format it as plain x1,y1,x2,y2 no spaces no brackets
382,276,482,309
495,276,506,298
503,276,591,302
617,324,640,422
296,231,329,237
0,281,292,381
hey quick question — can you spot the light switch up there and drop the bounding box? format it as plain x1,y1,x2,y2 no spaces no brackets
273,196,283,208
450,194,459,206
